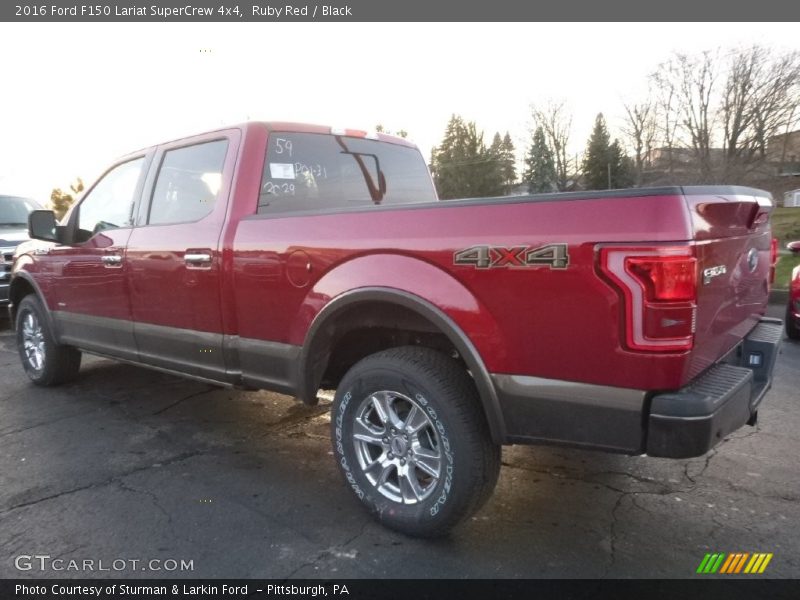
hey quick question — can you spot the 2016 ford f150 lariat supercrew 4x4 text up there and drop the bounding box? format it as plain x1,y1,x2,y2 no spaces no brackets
10,122,782,536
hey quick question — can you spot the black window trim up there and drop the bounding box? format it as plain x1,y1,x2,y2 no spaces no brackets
256,131,436,217
138,136,231,228
70,152,153,244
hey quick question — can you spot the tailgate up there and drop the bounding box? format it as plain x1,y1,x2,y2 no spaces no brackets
684,186,774,379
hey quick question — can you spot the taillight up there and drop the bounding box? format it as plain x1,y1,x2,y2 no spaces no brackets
330,127,379,139
770,237,778,287
600,246,697,352
626,256,696,301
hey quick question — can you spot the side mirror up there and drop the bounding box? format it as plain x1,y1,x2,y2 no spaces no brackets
28,210,59,242
788,241,800,254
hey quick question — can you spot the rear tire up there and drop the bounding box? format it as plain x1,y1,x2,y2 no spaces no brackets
787,305,800,341
331,346,500,537
16,295,81,386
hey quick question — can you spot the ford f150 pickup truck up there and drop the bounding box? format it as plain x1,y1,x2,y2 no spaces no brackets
10,122,782,537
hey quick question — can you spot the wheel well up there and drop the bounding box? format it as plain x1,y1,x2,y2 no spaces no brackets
8,278,35,323
303,294,507,443
307,301,462,395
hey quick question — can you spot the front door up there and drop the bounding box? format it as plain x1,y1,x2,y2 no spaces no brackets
50,155,149,360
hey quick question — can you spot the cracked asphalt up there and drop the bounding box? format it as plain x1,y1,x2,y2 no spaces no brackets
1,305,798,579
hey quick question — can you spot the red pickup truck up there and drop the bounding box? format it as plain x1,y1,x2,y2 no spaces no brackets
10,122,782,537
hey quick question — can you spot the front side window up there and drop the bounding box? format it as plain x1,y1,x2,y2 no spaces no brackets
78,158,145,237
148,140,228,225
258,132,437,214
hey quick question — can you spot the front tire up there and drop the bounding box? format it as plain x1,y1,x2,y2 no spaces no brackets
331,346,500,537
16,295,81,385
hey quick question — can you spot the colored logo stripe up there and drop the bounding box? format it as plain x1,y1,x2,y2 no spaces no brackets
720,553,749,573
697,553,726,573
744,553,773,574
697,552,773,574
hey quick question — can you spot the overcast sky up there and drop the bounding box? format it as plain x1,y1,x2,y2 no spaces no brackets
1,22,797,202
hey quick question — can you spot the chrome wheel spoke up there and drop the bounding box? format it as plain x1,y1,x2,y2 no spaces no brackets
412,447,441,478
399,467,425,503
352,418,385,446
20,311,45,371
22,318,33,337
369,393,392,426
403,404,428,434
366,459,394,487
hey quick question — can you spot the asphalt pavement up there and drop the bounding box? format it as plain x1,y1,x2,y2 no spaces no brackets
1,306,798,579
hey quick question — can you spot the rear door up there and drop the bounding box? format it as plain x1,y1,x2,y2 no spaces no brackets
125,129,240,380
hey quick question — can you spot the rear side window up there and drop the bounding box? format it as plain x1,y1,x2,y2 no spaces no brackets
257,132,436,214
148,139,228,225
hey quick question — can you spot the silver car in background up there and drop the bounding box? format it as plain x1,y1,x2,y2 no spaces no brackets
1,195,41,308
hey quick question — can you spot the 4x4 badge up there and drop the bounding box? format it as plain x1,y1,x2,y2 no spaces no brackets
454,244,569,270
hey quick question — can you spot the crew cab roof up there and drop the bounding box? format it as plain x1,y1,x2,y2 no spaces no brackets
125,121,418,158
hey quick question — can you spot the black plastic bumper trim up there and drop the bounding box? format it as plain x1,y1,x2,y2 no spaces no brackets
646,318,782,458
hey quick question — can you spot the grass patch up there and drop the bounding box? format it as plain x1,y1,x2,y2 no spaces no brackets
771,207,800,249
775,254,800,290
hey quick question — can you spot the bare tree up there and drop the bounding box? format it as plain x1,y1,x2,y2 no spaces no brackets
650,61,681,179
50,178,84,220
651,46,799,185
719,46,800,181
651,51,720,182
531,101,573,191
676,51,718,181
749,49,800,161
621,99,657,186
720,46,759,179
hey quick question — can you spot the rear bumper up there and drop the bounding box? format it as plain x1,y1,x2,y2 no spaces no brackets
491,317,782,458
0,282,9,307
646,317,782,458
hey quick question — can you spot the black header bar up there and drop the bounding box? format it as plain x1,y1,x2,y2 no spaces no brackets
3,0,799,22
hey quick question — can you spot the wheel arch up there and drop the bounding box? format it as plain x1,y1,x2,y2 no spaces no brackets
8,273,56,334
298,287,507,443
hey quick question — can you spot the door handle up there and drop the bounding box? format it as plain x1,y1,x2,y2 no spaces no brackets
184,252,212,265
101,255,122,266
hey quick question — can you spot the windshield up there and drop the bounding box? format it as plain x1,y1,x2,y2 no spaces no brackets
0,195,38,227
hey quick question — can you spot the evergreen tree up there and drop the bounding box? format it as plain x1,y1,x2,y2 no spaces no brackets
431,115,466,199
582,113,613,190
581,113,635,190
489,132,503,157
432,115,505,199
609,140,634,189
523,126,557,193
485,133,507,196
499,132,517,194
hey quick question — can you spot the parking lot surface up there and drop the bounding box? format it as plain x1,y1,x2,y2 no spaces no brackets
1,305,798,579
